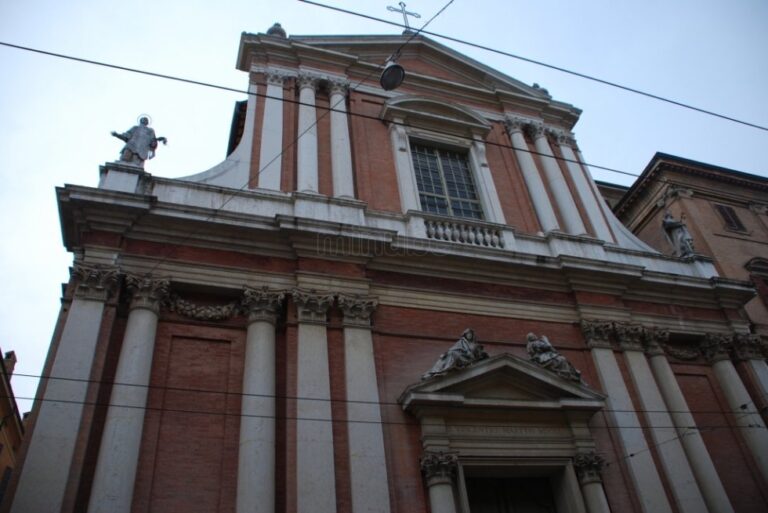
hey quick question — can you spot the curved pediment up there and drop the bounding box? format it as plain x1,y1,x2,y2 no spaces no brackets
399,353,604,414
381,95,491,138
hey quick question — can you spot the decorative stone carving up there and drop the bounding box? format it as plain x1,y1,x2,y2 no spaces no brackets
390,123,408,152
297,74,319,91
731,333,766,361
662,343,700,361
574,451,605,485
642,328,668,357
328,79,349,97
700,333,732,363
337,294,378,327
581,320,614,349
292,289,334,324
125,274,170,313
526,122,546,140
264,71,288,86
614,322,645,352
420,451,458,483
526,333,582,382
242,286,285,325
422,329,488,380
504,116,528,135
71,264,119,301
748,203,767,215
165,295,240,321
662,212,695,258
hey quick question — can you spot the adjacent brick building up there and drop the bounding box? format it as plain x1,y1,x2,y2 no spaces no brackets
6,25,768,513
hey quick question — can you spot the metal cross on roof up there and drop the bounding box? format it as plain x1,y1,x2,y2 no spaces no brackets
387,1,421,31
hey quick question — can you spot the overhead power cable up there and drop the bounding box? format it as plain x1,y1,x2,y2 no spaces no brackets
13,371,767,418
8,393,765,432
0,40,639,179
299,0,768,133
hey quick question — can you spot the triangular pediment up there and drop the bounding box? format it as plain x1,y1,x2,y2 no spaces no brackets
399,353,604,413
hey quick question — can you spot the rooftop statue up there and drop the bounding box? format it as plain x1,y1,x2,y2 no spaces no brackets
526,332,582,382
422,328,488,380
111,116,167,168
662,212,695,258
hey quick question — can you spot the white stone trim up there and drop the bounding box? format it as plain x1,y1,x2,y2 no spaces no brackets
389,120,421,212
469,139,506,224
329,83,355,198
258,79,285,190
296,75,319,193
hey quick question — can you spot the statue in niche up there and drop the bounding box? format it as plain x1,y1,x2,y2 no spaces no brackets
662,212,695,257
526,333,582,382
111,116,167,167
422,328,488,380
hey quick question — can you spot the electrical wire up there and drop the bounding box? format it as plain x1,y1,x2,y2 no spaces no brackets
0,40,639,179
6,393,765,432
298,0,768,133
12,371,768,418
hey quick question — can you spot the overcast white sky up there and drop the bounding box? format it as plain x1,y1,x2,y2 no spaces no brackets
1,0,766,412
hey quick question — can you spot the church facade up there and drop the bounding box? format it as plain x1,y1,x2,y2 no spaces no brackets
5,25,768,513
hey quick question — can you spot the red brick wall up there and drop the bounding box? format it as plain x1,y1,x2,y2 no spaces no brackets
132,322,245,513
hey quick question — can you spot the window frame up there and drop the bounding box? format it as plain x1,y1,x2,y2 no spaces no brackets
409,140,485,220
713,203,748,233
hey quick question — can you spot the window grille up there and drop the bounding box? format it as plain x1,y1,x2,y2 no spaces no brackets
410,143,483,220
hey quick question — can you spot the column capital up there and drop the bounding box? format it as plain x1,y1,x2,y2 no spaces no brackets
420,451,458,486
292,289,334,324
731,333,766,361
297,73,320,91
526,122,547,140
504,115,532,134
337,294,378,327
242,286,285,325
71,263,119,301
700,333,732,363
125,274,170,313
642,328,669,357
614,322,645,352
574,451,605,485
581,320,614,349
265,70,288,86
328,79,350,97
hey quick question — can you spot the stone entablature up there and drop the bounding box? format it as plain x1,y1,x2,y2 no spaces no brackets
580,319,767,363
79,173,725,282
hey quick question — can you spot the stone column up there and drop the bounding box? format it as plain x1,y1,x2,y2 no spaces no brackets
581,320,673,513
505,117,559,232
643,330,734,513
329,80,355,198
421,452,458,513
237,287,285,513
554,133,613,242
11,264,118,513
573,452,611,513
297,74,319,193
87,275,169,513
258,71,286,190
337,294,391,513
468,138,506,224
615,324,707,513
389,120,421,212
293,289,337,513
733,334,768,413
530,124,586,235
702,334,768,483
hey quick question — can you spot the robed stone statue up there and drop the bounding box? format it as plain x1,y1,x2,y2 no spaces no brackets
662,212,695,257
422,329,488,380
526,332,582,382
112,116,167,167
